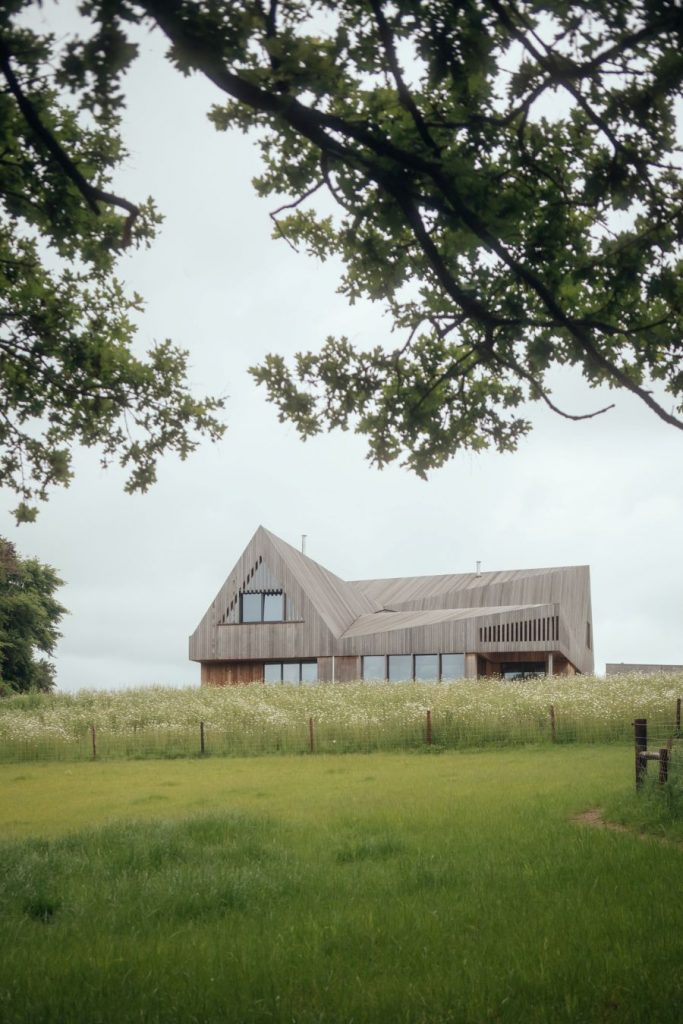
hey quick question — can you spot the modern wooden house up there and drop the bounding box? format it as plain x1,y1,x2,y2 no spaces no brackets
190,526,594,685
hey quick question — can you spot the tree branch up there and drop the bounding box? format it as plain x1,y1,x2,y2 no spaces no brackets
368,0,441,156
144,0,683,432
0,37,140,247
268,180,324,251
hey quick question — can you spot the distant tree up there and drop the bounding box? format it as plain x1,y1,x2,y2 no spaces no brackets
0,538,66,693
2,1,683,483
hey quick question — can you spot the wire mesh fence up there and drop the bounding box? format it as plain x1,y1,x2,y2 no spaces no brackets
634,716,683,792
1,702,681,764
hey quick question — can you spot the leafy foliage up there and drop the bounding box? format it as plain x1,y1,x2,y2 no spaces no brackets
0,2,224,520
0,537,66,693
157,0,683,470
3,1,683,482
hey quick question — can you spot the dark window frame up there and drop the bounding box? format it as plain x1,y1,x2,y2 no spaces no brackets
362,653,465,682
415,653,440,682
439,653,466,681
240,590,286,623
501,661,546,680
362,655,387,681
388,654,413,682
262,660,318,684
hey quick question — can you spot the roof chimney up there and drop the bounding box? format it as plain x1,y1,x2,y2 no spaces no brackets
476,560,482,577
301,534,307,555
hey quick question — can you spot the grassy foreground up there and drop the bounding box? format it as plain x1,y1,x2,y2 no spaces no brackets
0,747,681,1023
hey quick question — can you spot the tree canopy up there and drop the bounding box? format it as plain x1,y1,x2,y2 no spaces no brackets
3,1,683,485
1,1,224,521
0,537,65,692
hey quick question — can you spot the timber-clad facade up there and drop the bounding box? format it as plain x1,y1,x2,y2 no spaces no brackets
190,526,594,684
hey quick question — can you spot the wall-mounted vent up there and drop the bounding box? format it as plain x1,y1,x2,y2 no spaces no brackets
479,615,559,645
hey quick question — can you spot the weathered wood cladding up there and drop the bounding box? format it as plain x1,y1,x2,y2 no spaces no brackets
191,527,594,681
201,661,264,685
347,566,593,674
202,651,574,685
317,656,361,682
190,527,375,664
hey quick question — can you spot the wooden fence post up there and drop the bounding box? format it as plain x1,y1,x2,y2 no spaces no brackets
676,698,681,736
200,720,205,756
426,709,432,746
90,724,97,760
658,747,669,785
549,704,557,743
309,717,315,754
634,719,647,791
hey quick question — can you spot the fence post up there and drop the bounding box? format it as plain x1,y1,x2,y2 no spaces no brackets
90,724,97,760
659,747,669,785
200,720,205,756
426,709,432,746
549,704,557,743
634,719,647,791
309,717,315,754
676,698,681,737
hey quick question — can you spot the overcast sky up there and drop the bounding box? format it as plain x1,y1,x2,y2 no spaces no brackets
3,4,682,690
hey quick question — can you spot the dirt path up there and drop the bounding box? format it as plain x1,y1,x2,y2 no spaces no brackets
572,808,682,849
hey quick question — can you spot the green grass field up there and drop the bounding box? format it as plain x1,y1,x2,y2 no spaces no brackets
1,746,681,1023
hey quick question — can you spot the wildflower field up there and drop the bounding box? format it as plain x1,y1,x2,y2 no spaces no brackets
0,672,681,762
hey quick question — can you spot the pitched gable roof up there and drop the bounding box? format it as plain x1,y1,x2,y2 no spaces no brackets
262,527,381,635
190,529,592,673
190,526,381,660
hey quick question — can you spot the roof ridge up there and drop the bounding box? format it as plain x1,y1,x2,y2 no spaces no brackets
261,528,381,634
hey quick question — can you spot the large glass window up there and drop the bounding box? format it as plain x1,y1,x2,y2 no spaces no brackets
264,593,285,621
300,661,318,684
240,591,285,623
415,654,439,682
263,661,318,684
264,663,282,684
441,654,465,680
363,653,466,681
388,655,412,682
502,661,545,680
362,656,386,681
241,592,263,623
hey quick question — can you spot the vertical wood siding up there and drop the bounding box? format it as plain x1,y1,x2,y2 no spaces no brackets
190,528,594,679
317,656,361,682
201,661,264,685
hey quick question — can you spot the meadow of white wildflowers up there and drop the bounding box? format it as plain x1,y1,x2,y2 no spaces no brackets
0,672,681,761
